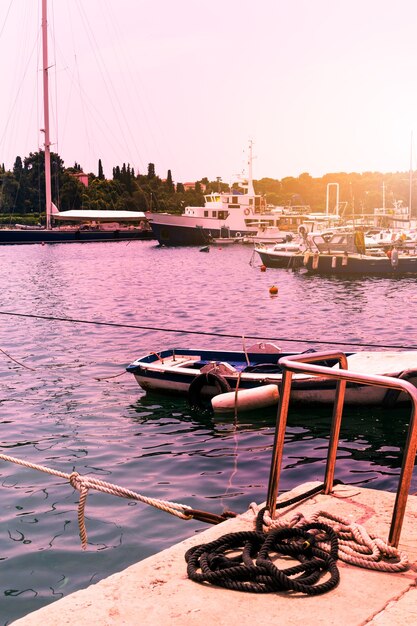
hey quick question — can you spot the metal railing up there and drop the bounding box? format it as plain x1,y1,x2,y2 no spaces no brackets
266,351,417,547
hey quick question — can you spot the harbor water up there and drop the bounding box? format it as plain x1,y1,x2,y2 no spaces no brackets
0,240,417,624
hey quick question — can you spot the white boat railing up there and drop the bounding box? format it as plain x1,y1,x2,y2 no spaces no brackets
266,351,417,547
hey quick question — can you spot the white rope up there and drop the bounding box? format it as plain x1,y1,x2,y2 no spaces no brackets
0,453,193,550
262,507,408,572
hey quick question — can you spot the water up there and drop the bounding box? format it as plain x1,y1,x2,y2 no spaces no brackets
0,240,416,623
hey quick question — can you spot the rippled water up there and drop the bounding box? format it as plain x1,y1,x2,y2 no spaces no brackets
0,241,416,624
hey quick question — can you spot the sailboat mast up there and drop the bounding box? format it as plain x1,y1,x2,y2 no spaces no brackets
42,0,52,230
247,140,255,196
409,131,413,220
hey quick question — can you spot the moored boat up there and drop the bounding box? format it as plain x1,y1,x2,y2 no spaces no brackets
126,345,417,407
304,230,417,275
147,142,275,246
0,0,153,246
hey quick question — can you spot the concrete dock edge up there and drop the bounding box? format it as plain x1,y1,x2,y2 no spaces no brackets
13,482,417,625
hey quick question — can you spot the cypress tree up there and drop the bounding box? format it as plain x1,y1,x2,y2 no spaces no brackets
147,163,155,179
166,169,174,192
98,159,104,180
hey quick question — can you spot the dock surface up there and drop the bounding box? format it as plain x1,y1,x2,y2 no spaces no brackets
13,483,417,625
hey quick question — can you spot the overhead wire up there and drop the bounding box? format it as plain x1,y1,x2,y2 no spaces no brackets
0,309,416,351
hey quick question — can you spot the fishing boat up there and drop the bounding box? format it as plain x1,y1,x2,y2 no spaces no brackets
304,229,417,275
126,344,417,408
146,141,278,246
0,0,152,245
254,243,308,269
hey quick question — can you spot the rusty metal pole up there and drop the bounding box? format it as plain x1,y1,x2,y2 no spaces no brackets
265,368,293,518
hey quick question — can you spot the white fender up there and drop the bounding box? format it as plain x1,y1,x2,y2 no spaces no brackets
391,248,399,268
211,384,279,413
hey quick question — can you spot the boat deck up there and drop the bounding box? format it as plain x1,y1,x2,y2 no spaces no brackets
13,482,417,625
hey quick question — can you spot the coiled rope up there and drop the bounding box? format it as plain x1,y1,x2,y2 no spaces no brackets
0,453,233,549
185,509,340,595
258,503,409,572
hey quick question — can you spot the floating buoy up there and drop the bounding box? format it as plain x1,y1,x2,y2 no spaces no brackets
269,285,278,296
211,384,279,413
260,264,266,272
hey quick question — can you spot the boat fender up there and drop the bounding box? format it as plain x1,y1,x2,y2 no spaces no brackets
188,372,231,410
391,247,399,268
331,256,337,268
342,252,348,266
312,252,319,269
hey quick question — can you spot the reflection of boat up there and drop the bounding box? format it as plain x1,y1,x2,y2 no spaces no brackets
0,1,152,246
126,345,417,407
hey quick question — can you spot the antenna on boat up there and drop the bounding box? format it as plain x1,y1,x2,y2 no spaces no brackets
41,0,52,231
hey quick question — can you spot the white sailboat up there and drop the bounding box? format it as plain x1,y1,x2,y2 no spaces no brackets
0,0,151,245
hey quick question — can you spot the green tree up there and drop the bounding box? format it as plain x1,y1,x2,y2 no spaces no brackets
147,163,155,179
165,169,174,192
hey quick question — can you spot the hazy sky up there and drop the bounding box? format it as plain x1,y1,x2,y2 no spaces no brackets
1,0,417,185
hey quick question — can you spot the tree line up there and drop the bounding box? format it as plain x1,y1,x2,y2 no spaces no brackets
0,151,415,224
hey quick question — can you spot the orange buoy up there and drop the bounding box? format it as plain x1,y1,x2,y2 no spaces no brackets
269,285,278,296
260,264,266,272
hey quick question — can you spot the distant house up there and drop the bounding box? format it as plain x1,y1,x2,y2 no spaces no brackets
71,172,89,187
182,182,206,192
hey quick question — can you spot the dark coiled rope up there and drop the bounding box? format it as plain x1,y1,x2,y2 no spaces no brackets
185,508,340,595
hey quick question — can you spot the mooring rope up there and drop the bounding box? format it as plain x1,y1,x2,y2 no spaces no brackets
185,511,340,595
258,505,409,572
0,453,410,574
0,453,213,549
1,309,417,350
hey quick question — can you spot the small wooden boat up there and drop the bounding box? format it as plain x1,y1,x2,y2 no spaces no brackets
126,344,417,408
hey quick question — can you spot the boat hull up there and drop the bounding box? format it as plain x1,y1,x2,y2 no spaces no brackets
305,253,417,275
255,249,306,269
127,348,417,406
149,220,255,247
0,228,153,245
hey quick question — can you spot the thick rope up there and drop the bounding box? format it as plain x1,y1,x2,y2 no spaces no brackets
0,453,196,549
259,506,408,572
185,512,340,595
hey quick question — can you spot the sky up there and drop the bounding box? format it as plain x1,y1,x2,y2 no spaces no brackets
1,0,417,185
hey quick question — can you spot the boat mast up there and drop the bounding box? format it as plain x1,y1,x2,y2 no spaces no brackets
247,140,255,196
42,0,52,230
409,131,413,220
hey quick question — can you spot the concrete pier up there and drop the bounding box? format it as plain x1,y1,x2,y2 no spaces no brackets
14,483,417,625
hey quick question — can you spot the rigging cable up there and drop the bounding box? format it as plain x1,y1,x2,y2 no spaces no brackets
0,309,417,350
